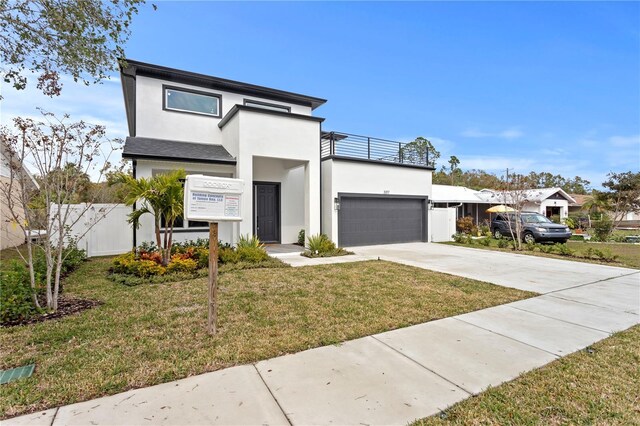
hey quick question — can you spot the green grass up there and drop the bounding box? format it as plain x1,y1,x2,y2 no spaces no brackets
0,257,534,419
417,325,640,425
445,239,640,269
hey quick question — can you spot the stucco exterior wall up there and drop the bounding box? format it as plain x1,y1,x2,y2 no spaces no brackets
135,75,312,145
523,199,570,219
233,109,321,240
253,158,305,243
321,159,433,243
0,175,26,249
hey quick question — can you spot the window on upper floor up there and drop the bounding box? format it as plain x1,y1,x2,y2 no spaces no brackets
243,99,291,113
163,86,221,117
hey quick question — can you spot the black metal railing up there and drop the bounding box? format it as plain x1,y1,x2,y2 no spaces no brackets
321,131,431,167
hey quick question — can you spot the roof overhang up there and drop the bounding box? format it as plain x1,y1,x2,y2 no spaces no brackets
122,137,236,165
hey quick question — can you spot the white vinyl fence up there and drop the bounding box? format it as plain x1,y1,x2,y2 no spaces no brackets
430,207,457,242
50,204,132,257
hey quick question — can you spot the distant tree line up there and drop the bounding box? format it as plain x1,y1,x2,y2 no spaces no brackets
432,157,592,194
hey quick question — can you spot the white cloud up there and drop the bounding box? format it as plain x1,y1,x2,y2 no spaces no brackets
608,134,640,148
460,127,524,140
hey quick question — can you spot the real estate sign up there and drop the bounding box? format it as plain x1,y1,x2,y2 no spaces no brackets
183,175,244,222
183,175,244,335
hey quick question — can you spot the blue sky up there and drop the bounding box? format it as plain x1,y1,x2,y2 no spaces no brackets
2,1,639,188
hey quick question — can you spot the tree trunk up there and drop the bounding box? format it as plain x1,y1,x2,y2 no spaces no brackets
24,240,41,308
45,244,54,309
53,249,63,311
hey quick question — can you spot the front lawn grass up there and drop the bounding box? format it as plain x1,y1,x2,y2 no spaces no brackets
445,239,640,269
0,257,534,419
418,325,640,425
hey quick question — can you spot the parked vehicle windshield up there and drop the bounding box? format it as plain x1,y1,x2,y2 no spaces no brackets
521,213,553,224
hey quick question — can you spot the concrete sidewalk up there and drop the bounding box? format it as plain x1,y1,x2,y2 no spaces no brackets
6,245,639,425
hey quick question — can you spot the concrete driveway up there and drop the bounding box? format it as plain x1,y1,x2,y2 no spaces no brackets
352,242,638,293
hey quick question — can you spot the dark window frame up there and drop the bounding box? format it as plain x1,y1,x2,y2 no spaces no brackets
243,98,291,113
162,84,222,118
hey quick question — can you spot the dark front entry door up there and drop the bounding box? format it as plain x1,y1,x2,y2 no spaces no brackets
255,183,280,243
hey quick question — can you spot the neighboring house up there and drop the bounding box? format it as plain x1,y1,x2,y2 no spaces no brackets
431,184,493,224
0,141,38,249
432,184,577,225
478,187,576,220
120,60,434,247
568,193,593,216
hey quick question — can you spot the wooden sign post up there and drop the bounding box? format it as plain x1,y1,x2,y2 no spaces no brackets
183,175,244,336
208,222,219,334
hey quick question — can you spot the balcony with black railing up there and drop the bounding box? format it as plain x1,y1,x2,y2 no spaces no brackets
321,131,433,168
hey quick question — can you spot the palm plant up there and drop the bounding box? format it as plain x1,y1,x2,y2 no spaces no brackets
111,169,186,265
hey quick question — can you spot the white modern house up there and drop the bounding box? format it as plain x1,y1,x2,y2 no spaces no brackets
120,60,434,247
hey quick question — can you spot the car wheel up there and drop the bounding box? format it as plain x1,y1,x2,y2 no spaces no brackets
523,232,536,244
493,229,502,239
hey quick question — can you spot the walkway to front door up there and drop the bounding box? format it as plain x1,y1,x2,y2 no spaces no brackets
254,182,280,243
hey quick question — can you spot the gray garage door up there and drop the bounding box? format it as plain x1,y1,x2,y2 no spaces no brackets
338,195,427,247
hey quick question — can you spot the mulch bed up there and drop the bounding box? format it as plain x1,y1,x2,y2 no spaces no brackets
1,297,103,328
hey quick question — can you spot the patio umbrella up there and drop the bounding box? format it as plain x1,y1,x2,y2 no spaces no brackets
486,204,515,213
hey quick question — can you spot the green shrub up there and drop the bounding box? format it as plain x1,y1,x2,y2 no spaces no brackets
237,246,269,263
0,261,42,323
166,257,197,274
138,241,159,254
477,237,491,247
564,216,578,230
194,247,209,269
303,233,351,258
555,244,574,256
524,241,537,251
584,247,594,258
297,229,305,246
537,243,556,254
452,233,466,243
591,248,618,263
219,247,241,264
307,233,336,253
496,237,509,248
592,218,614,242
30,245,86,279
237,234,264,249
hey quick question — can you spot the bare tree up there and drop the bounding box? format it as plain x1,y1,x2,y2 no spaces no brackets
0,111,121,311
498,172,535,251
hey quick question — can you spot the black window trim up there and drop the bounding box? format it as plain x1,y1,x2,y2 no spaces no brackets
243,98,291,113
162,84,222,118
